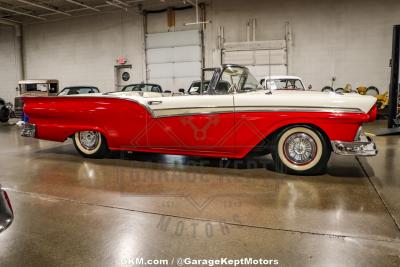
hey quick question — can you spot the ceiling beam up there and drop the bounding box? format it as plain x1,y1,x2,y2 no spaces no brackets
0,6,46,20
113,0,129,7
15,0,72,16
105,1,128,11
63,0,100,12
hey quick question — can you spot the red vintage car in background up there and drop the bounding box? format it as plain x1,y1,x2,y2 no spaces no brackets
21,65,377,175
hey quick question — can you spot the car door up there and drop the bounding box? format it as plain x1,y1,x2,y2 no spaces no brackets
146,93,236,156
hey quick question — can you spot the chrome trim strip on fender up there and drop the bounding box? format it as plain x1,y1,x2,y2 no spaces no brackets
234,106,363,113
152,106,363,118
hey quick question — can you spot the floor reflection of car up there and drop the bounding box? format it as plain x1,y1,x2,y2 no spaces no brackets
58,86,100,96
122,83,162,93
0,185,13,233
261,76,306,91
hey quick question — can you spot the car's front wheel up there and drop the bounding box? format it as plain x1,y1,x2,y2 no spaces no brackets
73,131,109,158
272,126,331,175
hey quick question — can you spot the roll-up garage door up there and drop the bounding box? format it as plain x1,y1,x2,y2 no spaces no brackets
222,40,287,81
146,30,202,92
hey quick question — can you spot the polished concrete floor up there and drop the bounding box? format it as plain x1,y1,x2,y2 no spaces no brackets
0,120,399,266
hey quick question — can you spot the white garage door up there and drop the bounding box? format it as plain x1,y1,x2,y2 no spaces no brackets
146,30,202,92
222,40,287,81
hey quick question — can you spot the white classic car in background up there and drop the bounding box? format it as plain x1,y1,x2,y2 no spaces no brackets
260,75,311,91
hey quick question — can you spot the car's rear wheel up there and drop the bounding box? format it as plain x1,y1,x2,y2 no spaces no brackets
73,131,109,158
272,126,331,175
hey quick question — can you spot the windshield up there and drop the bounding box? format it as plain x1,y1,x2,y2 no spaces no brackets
210,66,263,94
264,79,304,90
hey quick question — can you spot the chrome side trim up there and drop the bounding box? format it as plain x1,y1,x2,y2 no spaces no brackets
152,106,363,118
234,106,363,113
153,106,234,118
331,134,377,157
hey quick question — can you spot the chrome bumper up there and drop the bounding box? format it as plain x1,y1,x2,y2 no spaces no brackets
21,123,36,138
331,134,377,156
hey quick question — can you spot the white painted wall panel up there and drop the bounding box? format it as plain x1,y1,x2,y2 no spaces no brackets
174,62,201,78
146,30,202,91
147,46,201,64
247,65,288,81
22,11,145,92
148,63,174,78
146,30,200,48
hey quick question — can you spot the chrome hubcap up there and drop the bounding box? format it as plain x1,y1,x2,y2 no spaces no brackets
283,133,317,165
79,131,100,150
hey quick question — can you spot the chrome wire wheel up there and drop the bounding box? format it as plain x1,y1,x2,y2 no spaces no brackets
79,131,100,150
74,131,103,156
276,126,325,172
283,133,317,165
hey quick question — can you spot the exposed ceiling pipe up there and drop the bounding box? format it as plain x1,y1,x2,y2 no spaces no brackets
113,0,129,7
15,0,72,16
105,1,128,11
0,17,22,24
63,0,100,12
0,6,46,20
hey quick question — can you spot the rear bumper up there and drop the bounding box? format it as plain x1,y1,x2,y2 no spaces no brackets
331,134,377,156
21,123,36,138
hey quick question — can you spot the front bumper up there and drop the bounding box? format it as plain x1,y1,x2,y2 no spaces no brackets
331,134,377,156
21,123,36,138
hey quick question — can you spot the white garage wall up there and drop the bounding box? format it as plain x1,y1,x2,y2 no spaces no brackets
0,25,20,103
1,0,400,96
23,10,145,92
205,0,400,91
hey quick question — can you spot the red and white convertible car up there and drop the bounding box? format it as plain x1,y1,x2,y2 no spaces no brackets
21,65,377,175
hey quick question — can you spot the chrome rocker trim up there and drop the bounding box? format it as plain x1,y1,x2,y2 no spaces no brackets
21,123,36,138
331,134,377,156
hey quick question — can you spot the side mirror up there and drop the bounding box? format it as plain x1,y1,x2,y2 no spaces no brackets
178,88,185,94
308,85,312,90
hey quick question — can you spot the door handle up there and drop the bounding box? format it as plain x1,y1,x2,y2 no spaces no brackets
148,101,162,105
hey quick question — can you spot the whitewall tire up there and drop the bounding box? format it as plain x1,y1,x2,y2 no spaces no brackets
272,126,331,175
73,131,109,158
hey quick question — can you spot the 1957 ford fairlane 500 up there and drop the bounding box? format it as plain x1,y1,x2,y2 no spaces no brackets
21,64,377,175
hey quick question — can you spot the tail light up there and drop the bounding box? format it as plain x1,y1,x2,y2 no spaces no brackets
367,104,377,122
